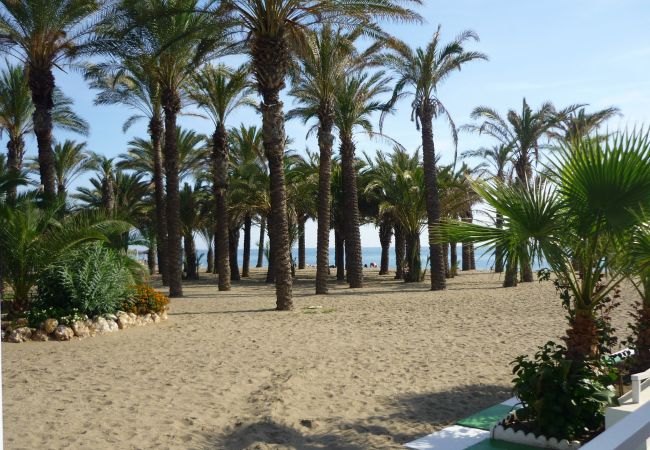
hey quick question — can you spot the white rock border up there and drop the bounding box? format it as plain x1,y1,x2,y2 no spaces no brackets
491,414,582,449
2,309,169,343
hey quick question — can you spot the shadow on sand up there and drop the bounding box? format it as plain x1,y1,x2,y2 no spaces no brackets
200,384,511,449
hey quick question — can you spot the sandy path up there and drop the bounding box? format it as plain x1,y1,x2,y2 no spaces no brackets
2,270,636,449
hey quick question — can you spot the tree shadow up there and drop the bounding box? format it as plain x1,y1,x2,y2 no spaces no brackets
202,419,366,450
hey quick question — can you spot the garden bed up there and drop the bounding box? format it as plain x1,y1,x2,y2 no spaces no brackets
2,309,169,343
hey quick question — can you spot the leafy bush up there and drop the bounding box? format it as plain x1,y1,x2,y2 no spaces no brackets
36,243,135,317
26,307,86,328
121,285,169,315
511,342,618,441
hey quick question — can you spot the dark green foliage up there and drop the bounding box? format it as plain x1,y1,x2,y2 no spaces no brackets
36,243,135,317
511,342,618,440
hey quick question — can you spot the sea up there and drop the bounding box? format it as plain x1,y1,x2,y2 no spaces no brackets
196,245,499,271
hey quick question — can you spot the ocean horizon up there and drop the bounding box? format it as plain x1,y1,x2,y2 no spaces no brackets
195,245,497,271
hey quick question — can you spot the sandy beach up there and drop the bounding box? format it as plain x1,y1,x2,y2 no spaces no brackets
2,270,637,450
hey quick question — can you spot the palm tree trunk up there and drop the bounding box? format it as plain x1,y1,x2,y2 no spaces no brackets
443,243,450,278
494,213,504,273
6,137,24,203
206,244,214,273
147,242,156,275
420,108,446,291
254,55,293,309
101,176,115,214
28,66,56,201
316,116,334,293
565,309,599,360
450,242,458,277
462,243,471,271
184,233,198,280
335,227,345,281
298,215,306,270
162,88,183,297
242,214,252,277
149,115,169,285
256,217,265,268
470,244,476,270
339,136,363,288
213,123,231,291
266,214,275,283
379,219,392,275
521,257,534,282
503,259,518,288
404,231,421,283
229,225,241,281
394,224,405,280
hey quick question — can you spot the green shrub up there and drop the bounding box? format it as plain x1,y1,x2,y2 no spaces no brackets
511,342,618,440
36,243,135,317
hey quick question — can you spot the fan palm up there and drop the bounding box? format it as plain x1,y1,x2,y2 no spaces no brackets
190,63,255,290
0,0,102,199
462,144,513,273
435,130,650,360
380,26,487,290
625,219,650,371
0,62,89,201
212,0,421,309
85,57,169,284
464,98,581,282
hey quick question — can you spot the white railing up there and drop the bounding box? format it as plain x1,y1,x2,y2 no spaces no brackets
581,400,650,450
632,368,650,404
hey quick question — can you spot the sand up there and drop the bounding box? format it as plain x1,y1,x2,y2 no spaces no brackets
2,270,637,450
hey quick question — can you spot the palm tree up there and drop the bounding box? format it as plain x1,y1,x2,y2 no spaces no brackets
625,219,650,372
179,182,200,280
462,144,513,273
190,63,255,291
0,62,89,202
380,26,487,291
52,140,93,202
547,106,620,144
105,0,226,297
465,99,581,282
334,71,389,287
435,130,650,360
229,125,270,278
366,148,427,282
213,0,421,309
288,26,368,293
0,198,129,313
0,0,101,200
85,57,169,284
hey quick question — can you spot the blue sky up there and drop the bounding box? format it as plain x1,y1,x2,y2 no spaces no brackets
4,0,650,248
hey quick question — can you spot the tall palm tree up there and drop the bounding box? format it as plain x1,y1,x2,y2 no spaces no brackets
213,0,421,309
465,98,581,282
28,139,93,203
380,26,487,291
0,62,89,202
190,63,255,291
0,0,101,200
547,106,620,144
288,25,368,293
435,130,650,360
85,57,169,284
179,182,200,280
105,0,226,297
461,144,513,273
334,71,389,288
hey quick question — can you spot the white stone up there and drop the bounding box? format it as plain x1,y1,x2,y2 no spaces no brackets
31,329,50,341
91,317,112,334
8,327,33,343
53,325,74,341
72,320,92,338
